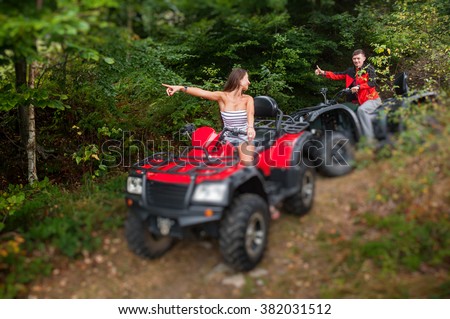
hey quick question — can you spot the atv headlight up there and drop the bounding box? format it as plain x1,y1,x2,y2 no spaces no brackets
127,176,143,195
192,182,228,205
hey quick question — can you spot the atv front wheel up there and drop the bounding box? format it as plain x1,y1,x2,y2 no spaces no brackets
125,212,174,259
317,131,354,177
219,194,269,271
282,164,315,216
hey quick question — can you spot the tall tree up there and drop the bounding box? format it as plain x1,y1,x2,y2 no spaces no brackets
25,0,44,183
0,0,119,183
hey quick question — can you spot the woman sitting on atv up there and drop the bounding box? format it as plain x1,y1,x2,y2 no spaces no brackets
162,68,255,165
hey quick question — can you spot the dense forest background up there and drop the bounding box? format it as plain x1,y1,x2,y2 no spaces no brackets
0,0,449,298
1,0,449,186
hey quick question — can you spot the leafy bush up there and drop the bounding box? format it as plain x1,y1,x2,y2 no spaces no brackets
352,97,450,272
0,174,126,298
358,0,450,91
359,214,450,271
1,178,53,232
0,185,25,232
0,232,52,298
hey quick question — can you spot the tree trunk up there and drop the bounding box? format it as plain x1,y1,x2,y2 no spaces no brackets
22,0,43,184
14,0,43,184
127,5,134,34
27,62,38,184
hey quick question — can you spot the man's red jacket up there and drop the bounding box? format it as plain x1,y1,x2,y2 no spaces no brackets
324,64,380,105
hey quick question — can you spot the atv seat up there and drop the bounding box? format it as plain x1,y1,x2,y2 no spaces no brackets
254,95,279,118
253,96,282,151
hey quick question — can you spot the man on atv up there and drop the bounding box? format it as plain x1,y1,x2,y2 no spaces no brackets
315,49,381,141
162,68,255,165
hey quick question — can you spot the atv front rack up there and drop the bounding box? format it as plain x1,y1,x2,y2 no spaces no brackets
290,105,327,121
132,148,240,177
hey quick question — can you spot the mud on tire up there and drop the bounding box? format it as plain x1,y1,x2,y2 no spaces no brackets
219,194,269,272
125,212,174,259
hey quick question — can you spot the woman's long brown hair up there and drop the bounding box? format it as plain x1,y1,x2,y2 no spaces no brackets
223,68,248,92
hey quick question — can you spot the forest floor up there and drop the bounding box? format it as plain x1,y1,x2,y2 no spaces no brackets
27,167,448,299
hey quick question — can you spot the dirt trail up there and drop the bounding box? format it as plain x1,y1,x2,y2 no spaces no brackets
29,170,375,298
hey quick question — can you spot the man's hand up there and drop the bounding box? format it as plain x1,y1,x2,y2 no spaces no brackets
315,65,325,76
351,85,360,94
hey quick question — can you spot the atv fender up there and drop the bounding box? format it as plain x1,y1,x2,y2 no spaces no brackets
274,131,315,198
308,104,362,141
259,132,316,205
227,167,268,204
289,131,315,166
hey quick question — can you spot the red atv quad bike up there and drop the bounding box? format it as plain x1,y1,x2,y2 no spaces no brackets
124,96,317,271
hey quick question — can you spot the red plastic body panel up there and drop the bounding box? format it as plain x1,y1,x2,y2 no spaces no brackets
137,126,306,184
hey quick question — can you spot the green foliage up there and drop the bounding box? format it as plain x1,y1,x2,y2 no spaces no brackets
368,44,396,93
0,178,52,232
1,0,448,184
0,177,54,297
0,0,118,59
1,0,449,298
26,214,102,258
160,9,338,109
0,232,52,298
0,84,70,112
0,0,120,185
358,214,450,271
0,185,25,232
357,0,450,91
320,96,449,298
72,143,106,177
352,97,450,273
0,174,125,298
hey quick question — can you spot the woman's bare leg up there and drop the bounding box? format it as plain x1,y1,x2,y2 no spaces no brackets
238,142,255,166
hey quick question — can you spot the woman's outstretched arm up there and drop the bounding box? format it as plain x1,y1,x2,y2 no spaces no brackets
162,84,222,101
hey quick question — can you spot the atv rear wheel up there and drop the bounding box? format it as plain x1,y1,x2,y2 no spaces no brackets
219,194,269,272
282,164,315,216
125,212,174,259
317,131,354,177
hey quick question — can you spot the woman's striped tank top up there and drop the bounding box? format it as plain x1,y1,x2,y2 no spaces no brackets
220,110,248,129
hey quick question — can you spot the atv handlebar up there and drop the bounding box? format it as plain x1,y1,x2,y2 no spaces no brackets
320,87,351,105
180,123,196,136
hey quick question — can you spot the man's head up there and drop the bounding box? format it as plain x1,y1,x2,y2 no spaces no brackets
352,49,366,69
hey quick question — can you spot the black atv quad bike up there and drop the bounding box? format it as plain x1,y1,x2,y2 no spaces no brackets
290,72,438,177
